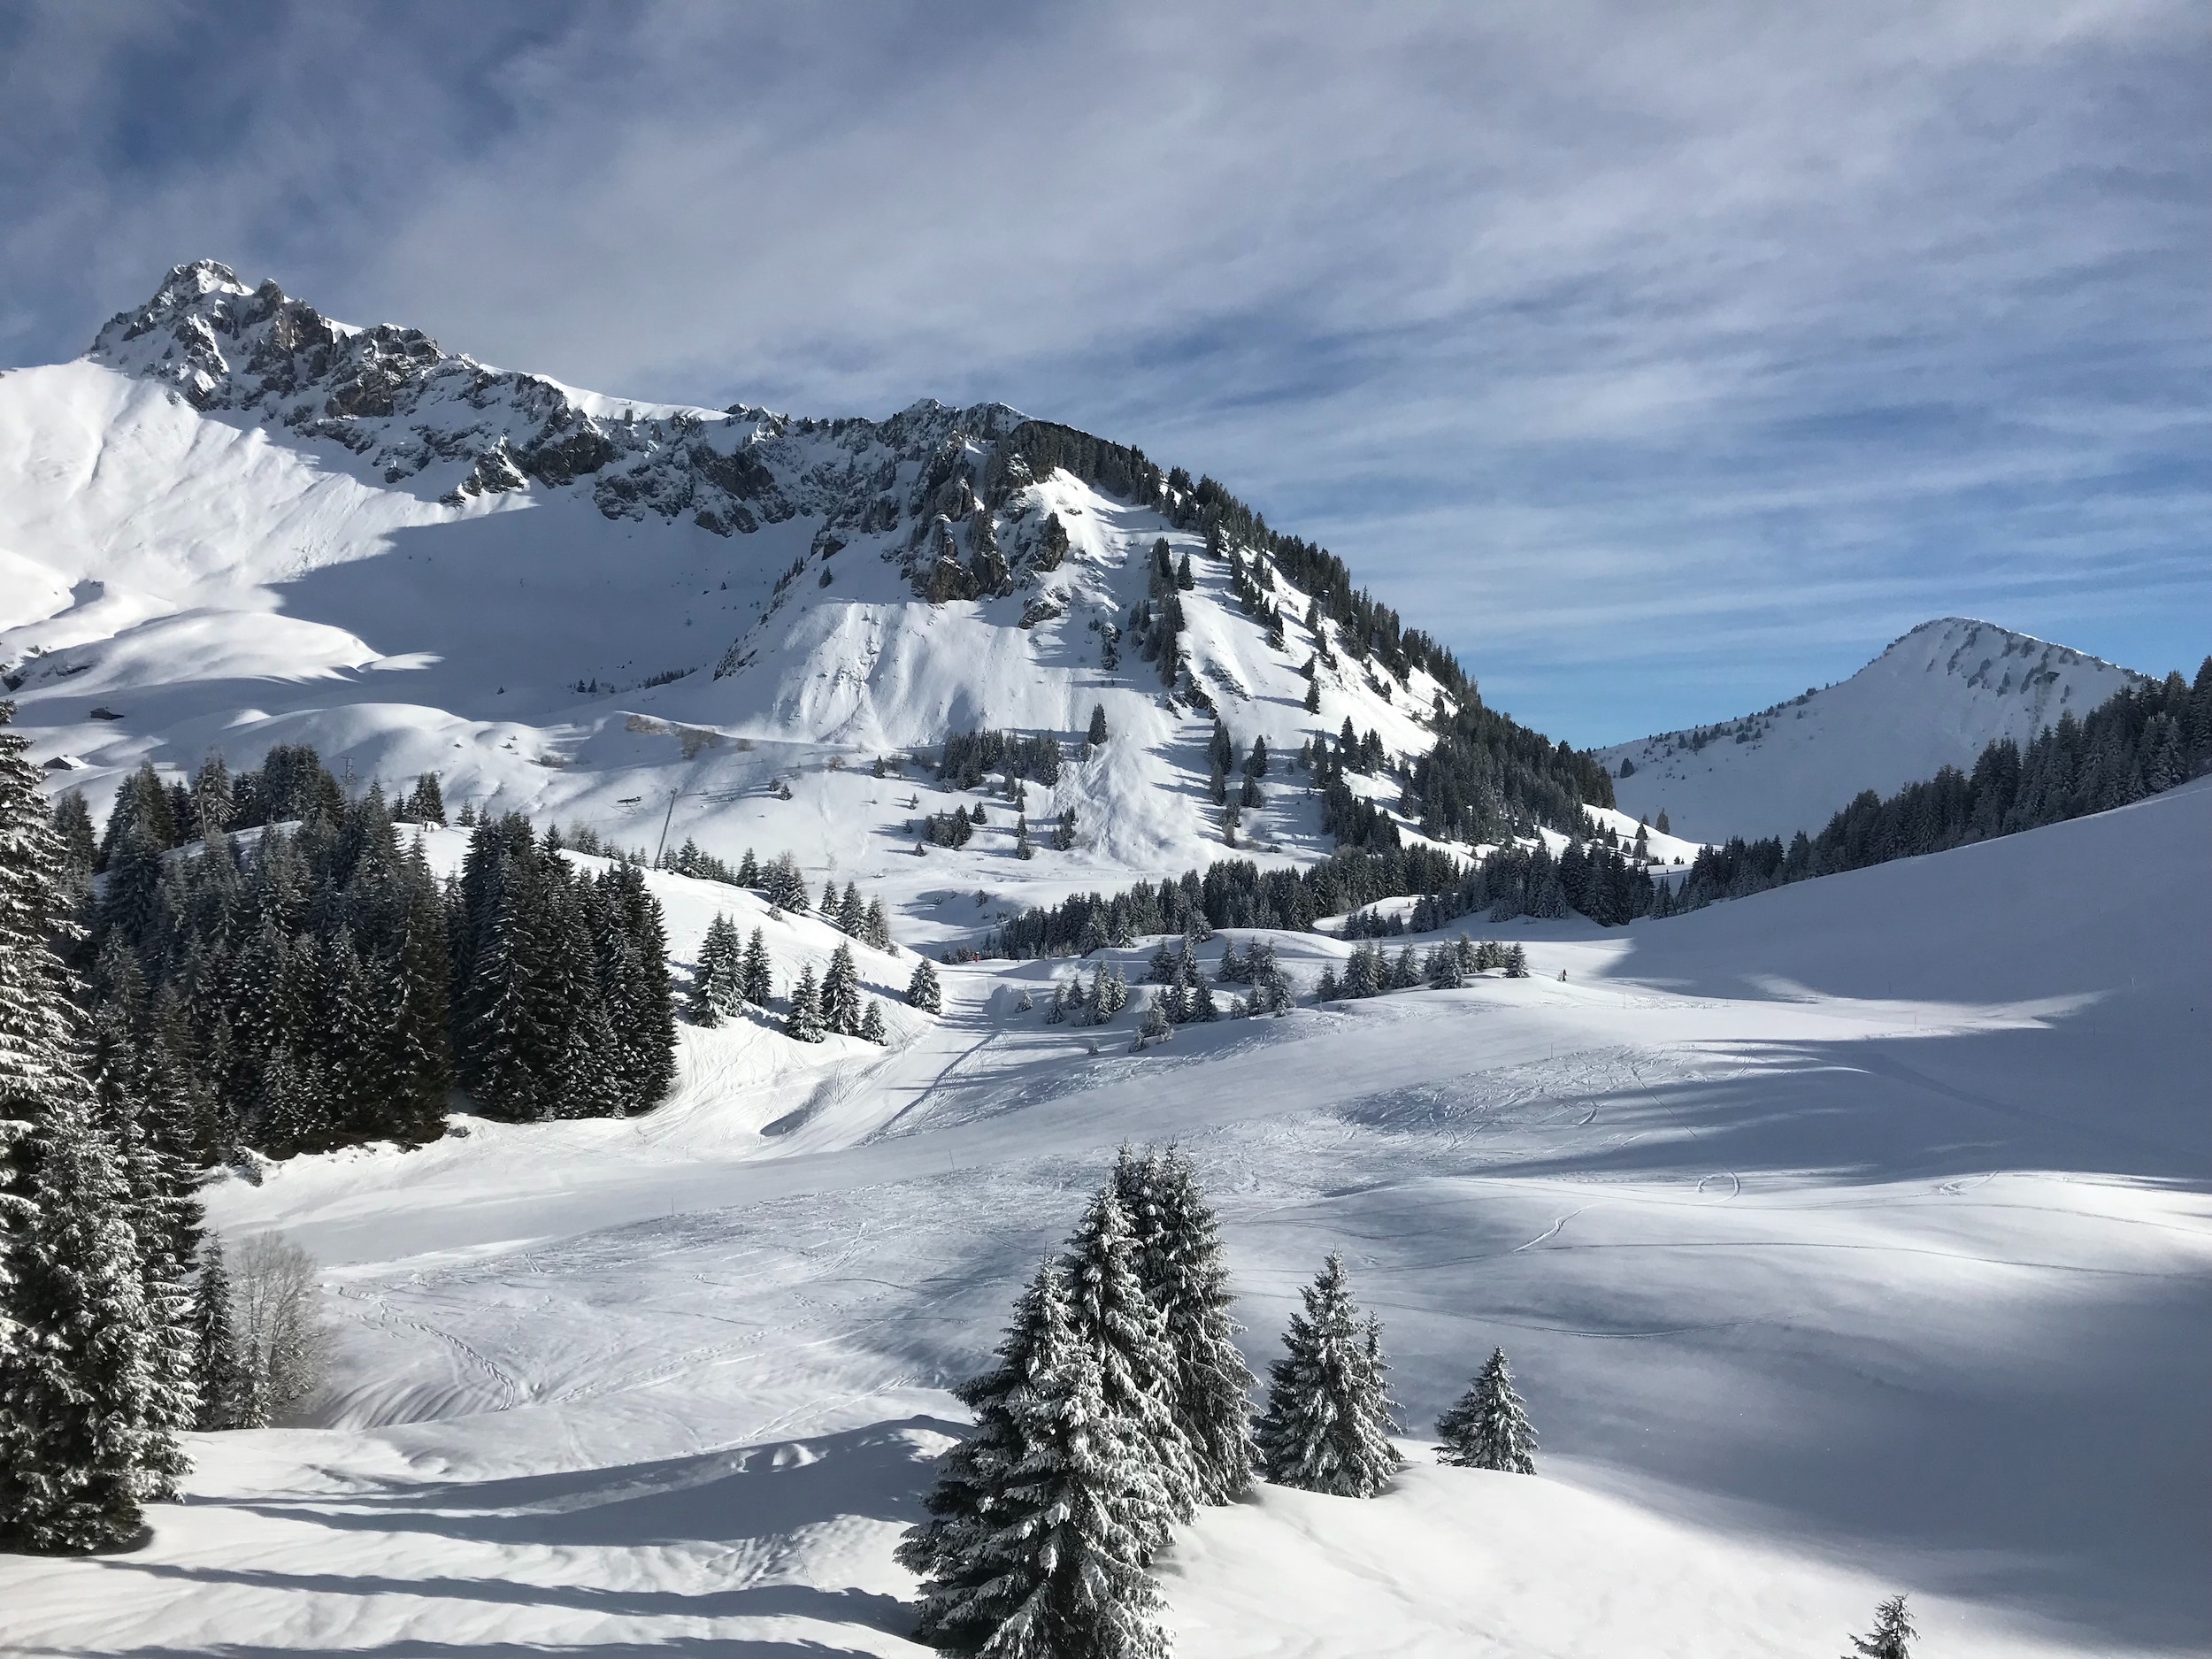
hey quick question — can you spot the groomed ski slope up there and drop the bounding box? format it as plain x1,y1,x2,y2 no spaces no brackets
3,782,2205,1657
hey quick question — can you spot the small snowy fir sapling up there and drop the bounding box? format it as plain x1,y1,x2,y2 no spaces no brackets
857,1000,887,1044
785,964,826,1043
1844,1594,1916,1659
191,1239,250,1431
906,958,942,1014
1436,1348,1537,1473
1253,1252,1403,1497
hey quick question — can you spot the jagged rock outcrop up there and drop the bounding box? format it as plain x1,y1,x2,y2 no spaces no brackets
90,262,1160,604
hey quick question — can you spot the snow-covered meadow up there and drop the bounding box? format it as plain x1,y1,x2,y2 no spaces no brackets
4,777,2203,1658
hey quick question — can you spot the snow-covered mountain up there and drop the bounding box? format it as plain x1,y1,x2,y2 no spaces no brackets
2,260,1479,938
4,261,2203,1659
1594,618,2149,844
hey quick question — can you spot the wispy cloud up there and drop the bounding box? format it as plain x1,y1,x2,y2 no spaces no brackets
4,0,2204,741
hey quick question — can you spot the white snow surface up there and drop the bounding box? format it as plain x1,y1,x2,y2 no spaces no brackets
2,265,2204,1656
4,780,2206,1657
1594,618,2151,844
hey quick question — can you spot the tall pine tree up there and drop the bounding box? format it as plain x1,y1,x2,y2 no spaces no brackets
1253,1252,1402,1497
1063,1184,1197,1538
0,1095,177,1552
1112,1147,1254,1504
906,1262,1170,1659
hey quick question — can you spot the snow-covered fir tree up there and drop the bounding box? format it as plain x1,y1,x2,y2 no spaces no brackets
898,1262,1056,1643
1,701,90,1368
1113,1147,1255,1504
786,964,826,1043
907,958,942,1014
1845,1594,1916,1659
192,1239,250,1432
1253,1252,1403,1498
863,897,893,951
1062,1184,1197,1540
1435,1348,1536,1473
821,942,863,1037
904,1262,1171,1659
0,1094,178,1552
690,914,744,1024
741,927,774,1007
837,882,865,937
858,1000,887,1044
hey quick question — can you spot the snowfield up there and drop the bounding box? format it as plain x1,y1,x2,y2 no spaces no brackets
3,780,2204,1658
2,263,2203,1657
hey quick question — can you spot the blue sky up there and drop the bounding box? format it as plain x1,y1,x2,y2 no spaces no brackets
4,0,2205,744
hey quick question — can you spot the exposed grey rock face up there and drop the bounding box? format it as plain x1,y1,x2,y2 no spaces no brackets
92,261,1166,604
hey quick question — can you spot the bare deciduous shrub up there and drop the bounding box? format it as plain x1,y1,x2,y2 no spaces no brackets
230,1233,332,1425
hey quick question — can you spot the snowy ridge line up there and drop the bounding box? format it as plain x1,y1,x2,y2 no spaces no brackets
1597,617,2164,841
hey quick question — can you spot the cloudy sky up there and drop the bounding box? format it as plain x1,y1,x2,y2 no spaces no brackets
4,0,2204,742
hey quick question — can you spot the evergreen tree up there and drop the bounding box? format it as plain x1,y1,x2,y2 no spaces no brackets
1063,1185,1197,1537
1052,809,1077,851
1425,943,1463,989
864,897,893,951
908,958,943,1014
899,1263,1060,1644
821,942,863,1036
858,1000,888,1044
1504,942,1528,978
741,927,774,1007
821,878,841,918
904,1263,1170,1659
1844,1594,1916,1659
690,914,744,1025
1436,1348,1536,1473
48,788,97,912
1014,814,1034,859
736,847,760,887
192,1239,250,1432
1114,1148,1254,1504
1253,1252,1402,1497
1088,703,1110,747
0,1094,175,1552
2,703,86,1364
401,772,446,826
785,964,825,1043
837,882,865,937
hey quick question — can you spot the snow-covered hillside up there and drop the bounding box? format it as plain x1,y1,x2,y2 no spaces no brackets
1,260,1468,929
1595,618,2149,843
4,769,2205,1657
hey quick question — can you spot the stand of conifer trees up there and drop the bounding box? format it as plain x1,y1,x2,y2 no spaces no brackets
58,743,678,1163
902,1150,1432,1655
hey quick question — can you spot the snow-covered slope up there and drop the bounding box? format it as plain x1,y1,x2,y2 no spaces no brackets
4,773,2204,1658
1595,618,2149,843
1,260,1459,927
